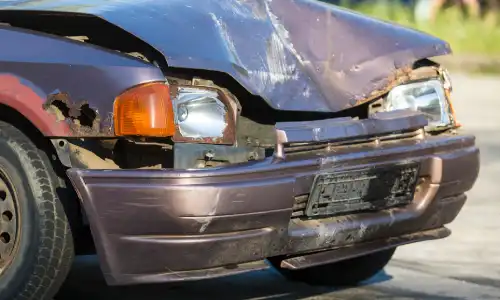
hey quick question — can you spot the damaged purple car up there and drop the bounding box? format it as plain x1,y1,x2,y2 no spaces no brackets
0,0,479,299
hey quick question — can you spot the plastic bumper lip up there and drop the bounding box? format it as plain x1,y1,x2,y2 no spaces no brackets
280,227,452,270
66,133,479,286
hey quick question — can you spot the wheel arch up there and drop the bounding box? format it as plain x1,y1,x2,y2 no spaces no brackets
0,74,71,137
0,101,93,255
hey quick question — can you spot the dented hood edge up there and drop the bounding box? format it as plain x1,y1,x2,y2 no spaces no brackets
0,0,452,113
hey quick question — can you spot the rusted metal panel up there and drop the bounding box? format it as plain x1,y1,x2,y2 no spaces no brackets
0,25,165,136
0,0,451,113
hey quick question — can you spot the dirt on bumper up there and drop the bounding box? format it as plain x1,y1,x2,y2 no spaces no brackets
67,133,479,285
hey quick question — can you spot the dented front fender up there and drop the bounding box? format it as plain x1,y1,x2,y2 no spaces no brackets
0,26,165,137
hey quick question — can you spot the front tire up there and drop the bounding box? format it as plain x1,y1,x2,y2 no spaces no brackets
269,248,396,287
0,121,74,300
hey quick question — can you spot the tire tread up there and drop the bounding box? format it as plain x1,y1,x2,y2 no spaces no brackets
0,121,73,300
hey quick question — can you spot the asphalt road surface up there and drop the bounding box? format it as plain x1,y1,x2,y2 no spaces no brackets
55,72,500,300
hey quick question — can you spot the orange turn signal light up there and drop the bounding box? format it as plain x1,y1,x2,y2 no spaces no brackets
114,82,175,137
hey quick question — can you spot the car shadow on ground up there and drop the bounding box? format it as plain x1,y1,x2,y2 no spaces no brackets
55,255,393,300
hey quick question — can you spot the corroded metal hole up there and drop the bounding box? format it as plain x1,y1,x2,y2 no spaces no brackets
2,211,12,222
0,232,10,244
0,191,6,201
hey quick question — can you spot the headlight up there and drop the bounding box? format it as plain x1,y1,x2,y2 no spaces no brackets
171,86,237,144
384,79,454,130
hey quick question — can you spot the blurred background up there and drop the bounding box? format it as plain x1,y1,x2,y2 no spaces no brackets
325,0,500,74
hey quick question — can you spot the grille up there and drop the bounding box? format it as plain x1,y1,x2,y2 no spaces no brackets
284,130,420,155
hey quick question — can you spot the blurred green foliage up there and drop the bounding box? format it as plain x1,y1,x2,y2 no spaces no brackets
337,0,500,56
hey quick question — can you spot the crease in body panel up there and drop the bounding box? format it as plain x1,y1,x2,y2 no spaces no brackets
197,189,221,233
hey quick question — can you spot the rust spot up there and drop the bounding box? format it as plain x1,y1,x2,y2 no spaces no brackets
43,92,112,136
354,65,439,107
68,142,119,169
0,75,71,136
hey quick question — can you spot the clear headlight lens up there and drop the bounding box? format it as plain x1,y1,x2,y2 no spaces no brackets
171,86,236,144
384,79,453,129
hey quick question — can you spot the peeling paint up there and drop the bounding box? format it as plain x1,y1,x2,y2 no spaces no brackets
198,218,212,233
218,0,255,19
264,1,308,67
249,32,299,94
210,13,245,68
357,222,368,239
302,86,311,98
197,196,219,233
44,92,107,136
388,209,397,226
0,74,71,136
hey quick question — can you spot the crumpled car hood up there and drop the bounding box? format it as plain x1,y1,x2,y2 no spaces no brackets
1,0,451,113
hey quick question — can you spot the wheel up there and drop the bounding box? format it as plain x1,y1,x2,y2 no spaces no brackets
269,248,396,287
0,121,74,300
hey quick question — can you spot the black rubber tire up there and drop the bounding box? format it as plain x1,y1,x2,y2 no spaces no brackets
0,121,74,300
269,248,396,287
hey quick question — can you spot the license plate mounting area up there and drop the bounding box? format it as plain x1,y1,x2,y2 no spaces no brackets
305,162,420,218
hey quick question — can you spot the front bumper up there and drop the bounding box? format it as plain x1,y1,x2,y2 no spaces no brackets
67,133,479,286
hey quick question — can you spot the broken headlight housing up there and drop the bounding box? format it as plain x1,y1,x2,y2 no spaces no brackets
170,86,238,144
384,78,455,130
